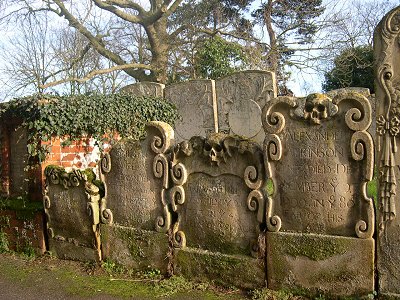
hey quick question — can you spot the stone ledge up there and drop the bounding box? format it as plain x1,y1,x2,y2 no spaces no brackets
100,224,170,274
266,231,374,297
173,247,266,289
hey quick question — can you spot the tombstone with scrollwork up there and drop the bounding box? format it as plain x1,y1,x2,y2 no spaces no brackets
375,5,400,297
263,92,374,297
170,133,267,289
43,167,101,261
99,121,174,273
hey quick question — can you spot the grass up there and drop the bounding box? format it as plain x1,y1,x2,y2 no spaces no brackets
0,253,247,299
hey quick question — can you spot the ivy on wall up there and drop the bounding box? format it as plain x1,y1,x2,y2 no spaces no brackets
0,93,180,163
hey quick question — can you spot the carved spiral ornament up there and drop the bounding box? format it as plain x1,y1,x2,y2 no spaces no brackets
385,7,400,36
264,134,282,161
43,195,51,209
101,208,113,224
262,97,297,134
247,190,265,224
155,205,171,233
100,153,111,173
153,154,169,189
265,196,282,232
173,221,186,248
148,121,173,154
170,186,186,212
244,166,263,190
333,93,372,131
171,163,188,186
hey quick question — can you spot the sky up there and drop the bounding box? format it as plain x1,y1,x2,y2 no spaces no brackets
0,0,396,100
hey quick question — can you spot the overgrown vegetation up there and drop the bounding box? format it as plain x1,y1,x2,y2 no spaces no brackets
0,196,43,220
0,93,180,163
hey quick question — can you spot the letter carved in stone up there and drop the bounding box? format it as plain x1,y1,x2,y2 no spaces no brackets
262,93,374,238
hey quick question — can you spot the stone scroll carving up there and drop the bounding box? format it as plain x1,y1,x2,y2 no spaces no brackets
375,6,400,297
262,92,374,238
43,167,101,261
99,121,174,272
375,6,400,224
170,134,266,288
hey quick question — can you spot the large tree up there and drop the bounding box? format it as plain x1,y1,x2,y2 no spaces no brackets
0,0,331,96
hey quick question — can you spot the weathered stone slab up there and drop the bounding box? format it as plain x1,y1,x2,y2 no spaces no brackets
100,224,169,271
43,167,101,261
374,6,400,297
9,126,28,195
164,80,217,142
266,231,374,297
262,92,374,297
120,82,165,97
174,247,265,289
99,121,174,272
263,93,374,237
216,70,276,144
170,134,266,288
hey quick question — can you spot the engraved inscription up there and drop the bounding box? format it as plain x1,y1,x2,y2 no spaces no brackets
276,124,360,236
181,173,258,255
104,141,159,230
47,186,94,246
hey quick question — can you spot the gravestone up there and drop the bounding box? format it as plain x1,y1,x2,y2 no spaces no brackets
263,92,374,296
43,167,101,261
170,134,266,289
216,70,276,144
9,127,28,195
99,121,174,273
374,6,400,297
164,80,218,142
120,82,165,97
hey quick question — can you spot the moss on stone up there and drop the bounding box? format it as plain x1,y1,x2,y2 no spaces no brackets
175,247,265,290
275,233,347,261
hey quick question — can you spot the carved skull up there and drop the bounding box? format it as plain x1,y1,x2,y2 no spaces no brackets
203,140,225,165
303,93,330,124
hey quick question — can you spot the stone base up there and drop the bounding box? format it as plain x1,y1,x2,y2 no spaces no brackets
266,231,374,297
100,224,170,274
49,238,100,262
173,247,265,289
379,293,400,299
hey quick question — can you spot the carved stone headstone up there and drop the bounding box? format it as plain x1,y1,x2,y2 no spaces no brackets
374,6,400,297
99,121,174,272
43,167,101,261
263,92,374,296
120,82,165,97
9,127,28,195
170,134,266,289
164,80,218,142
216,70,277,144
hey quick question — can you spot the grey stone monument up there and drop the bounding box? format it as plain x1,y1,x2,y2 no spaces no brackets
99,121,174,273
120,82,165,97
375,6,400,297
216,70,277,144
43,167,101,261
170,134,266,289
164,80,218,142
263,92,375,297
